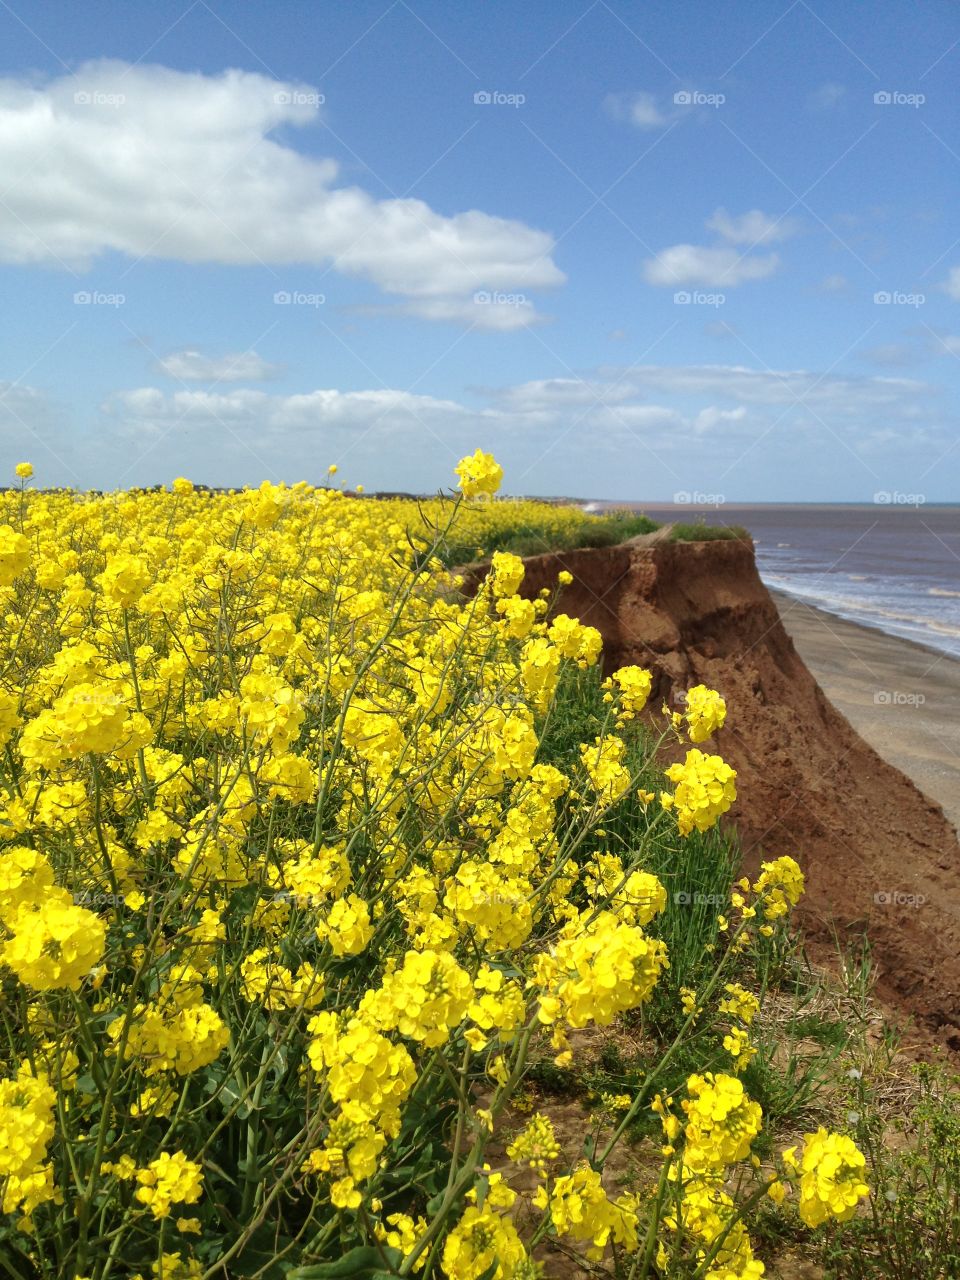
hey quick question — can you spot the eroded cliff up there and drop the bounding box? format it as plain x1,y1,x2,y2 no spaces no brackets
466,536,960,1042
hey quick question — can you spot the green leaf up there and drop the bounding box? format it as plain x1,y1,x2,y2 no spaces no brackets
287,1246,403,1279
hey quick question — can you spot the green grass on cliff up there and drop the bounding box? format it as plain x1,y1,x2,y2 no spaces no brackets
439,503,750,567
439,507,659,566
669,520,750,542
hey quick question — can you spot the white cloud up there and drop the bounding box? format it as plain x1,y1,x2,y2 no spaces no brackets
941,266,960,300
604,91,670,130
643,244,779,287
694,405,747,433
644,208,793,287
156,350,282,382
596,364,937,424
818,273,850,293
0,62,563,322
102,358,946,487
706,207,799,246
352,294,546,332
104,386,484,434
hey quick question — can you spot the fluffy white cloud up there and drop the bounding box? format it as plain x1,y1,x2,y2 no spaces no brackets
643,244,779,287
644,208,797,287
706,207,799,245
103,387,495,443
0,62,562,321
352,293,546,332
694,405,747,433
156,350,282,382
600,363,931,417
101,358,944,485
941,266,960,300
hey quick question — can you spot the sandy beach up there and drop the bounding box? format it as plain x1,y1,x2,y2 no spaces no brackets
771,589,960,832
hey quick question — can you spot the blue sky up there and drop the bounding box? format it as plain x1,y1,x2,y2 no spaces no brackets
1,0,959,499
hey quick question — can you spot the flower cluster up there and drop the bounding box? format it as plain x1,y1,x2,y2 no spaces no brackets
0,454,851,1277
662,748,738,835
683,683,727,742
788,1128,870,1227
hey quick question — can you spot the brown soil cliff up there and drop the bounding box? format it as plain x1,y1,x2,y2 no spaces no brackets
466,536,960,1044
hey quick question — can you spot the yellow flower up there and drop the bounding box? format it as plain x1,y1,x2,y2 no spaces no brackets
15,462,33,480
316,894,373,957
664,748,737,835
441,1202,528,1278
796,1128,869,1226
135,1152,203,1220
0,524,30,586
683,684,727,742
506,1112,560,1173
455,449,503,499
538,1163,638,1261
603,665,653,720
3,893,105,991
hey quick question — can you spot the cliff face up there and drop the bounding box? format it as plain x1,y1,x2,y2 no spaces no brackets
467,537,960,1043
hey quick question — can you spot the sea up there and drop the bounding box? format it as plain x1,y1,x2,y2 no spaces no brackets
604,503,960,661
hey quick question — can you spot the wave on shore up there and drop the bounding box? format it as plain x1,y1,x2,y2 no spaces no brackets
761,571,960,658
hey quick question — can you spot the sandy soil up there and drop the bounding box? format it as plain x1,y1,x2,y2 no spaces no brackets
771,590,960,833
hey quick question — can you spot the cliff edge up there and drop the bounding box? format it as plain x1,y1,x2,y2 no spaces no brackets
466,536,960,1043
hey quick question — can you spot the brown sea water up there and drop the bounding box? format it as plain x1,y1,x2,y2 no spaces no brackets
603,502,960,659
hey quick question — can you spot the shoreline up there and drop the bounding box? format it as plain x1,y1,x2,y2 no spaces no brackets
770,588,960,832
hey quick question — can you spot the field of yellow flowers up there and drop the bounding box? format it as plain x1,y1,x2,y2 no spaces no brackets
0,451,868,1280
